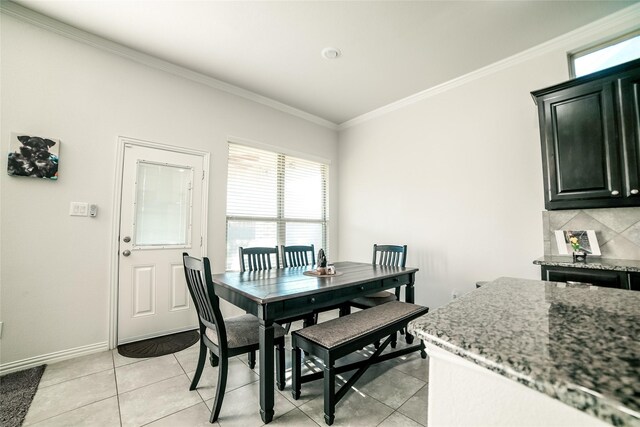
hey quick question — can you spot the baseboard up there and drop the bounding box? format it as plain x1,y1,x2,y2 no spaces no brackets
0,341,109,376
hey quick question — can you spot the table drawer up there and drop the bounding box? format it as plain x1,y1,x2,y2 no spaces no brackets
383,274,410,289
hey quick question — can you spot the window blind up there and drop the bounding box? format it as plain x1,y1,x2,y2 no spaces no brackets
226,143,329,271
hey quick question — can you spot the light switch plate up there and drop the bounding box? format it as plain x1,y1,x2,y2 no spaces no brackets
70,202,89,216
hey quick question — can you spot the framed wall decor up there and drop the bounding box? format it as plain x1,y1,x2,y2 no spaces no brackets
555,230,601,256
7,133,59,180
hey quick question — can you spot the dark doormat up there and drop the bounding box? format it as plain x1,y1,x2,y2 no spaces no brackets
118,329,199,358
0,365,46,427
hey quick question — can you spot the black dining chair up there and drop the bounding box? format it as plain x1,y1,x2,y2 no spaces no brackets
349,244,407,309
239,246,280,273
182,253,286,423
281,244,315,268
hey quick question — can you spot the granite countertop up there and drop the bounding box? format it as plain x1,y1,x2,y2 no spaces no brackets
407,277,640,427
534,255,640,272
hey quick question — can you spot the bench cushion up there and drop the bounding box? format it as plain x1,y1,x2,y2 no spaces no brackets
294,301,427,349
205,314,286,349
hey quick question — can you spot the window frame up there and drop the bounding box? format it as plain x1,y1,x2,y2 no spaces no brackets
568,30,640,78
225,138,330,271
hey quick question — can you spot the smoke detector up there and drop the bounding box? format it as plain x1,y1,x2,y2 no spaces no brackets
321,47,341,59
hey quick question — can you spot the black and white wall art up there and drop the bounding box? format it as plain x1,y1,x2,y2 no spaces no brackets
7,133,59,180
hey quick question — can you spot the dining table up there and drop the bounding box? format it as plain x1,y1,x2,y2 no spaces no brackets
210,260,419,423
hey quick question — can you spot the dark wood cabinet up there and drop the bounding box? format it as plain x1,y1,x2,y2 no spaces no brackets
532,59,640,210
540,265,640,291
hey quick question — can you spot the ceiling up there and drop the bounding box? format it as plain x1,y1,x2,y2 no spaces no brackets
13,1,636,125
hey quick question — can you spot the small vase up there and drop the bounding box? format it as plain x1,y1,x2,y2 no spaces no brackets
573,252,587,263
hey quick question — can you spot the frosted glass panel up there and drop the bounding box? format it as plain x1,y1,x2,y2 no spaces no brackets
134,162,192,246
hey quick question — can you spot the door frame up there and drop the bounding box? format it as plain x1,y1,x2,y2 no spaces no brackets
108,136,210,349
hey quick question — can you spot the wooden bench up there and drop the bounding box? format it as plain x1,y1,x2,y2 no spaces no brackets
291,301,429,425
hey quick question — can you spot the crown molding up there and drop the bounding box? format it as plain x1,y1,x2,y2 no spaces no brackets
0,1,338,131
338,3,640,131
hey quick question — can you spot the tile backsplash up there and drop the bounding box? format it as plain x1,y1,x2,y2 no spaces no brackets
543,207,640,260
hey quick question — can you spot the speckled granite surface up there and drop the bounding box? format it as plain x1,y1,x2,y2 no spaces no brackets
408,277,640,427
535,256,640,272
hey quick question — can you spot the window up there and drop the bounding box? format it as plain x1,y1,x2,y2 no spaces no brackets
570,32,640,78
226,142,329,271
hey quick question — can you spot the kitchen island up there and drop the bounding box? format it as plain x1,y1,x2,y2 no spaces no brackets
407,277,640,427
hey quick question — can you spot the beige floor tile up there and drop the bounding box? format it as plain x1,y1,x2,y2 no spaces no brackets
204,381,296,427
261,407,320,426
39,351,114,388
377,411,424,427
187,356,259,401
118,375,202,427
115,354,184,393
174,342,202,373
299,388,394,427
24,370,116,425
397,384,428,426
356,364,426,409
28,396,120,427
112,349,149,368
145,402,219,427
392,353,429,383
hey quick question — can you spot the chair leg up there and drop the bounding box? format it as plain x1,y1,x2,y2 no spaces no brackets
391,332,397,349
323,363,336,426
339,304,351,317
291,347,301,400
210,354,228,423
284,322,292,335
209,350,219,367
248,350,256,369
190,341,207,390
303,314,315,328
276,342,285,391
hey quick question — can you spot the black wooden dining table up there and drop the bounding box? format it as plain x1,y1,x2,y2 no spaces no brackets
210,261,419,423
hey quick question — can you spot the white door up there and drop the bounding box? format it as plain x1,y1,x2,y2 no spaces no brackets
118,143,205,344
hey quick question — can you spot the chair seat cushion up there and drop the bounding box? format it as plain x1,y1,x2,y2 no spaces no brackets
350,290,397,307
205,314,286,349
294,301,428,349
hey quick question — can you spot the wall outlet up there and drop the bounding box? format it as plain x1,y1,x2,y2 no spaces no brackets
69,202,89,216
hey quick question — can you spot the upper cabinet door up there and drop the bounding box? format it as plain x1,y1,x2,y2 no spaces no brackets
540,80,621,206
618,72,640,198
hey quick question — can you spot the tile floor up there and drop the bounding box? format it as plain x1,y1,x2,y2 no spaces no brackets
23,311,429,427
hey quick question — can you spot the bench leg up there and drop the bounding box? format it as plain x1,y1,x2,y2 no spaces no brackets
292,347,301,400
323,364,336,426
391,332,397,349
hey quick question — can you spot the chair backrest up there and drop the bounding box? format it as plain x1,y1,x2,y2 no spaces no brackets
281,244,315,267
239,246,280,273
372,244,407,267
182,253,227,348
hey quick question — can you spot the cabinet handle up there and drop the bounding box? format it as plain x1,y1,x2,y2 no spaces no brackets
631,189,639,195
611,190,620,196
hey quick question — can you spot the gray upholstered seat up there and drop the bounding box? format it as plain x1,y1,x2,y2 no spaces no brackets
295,301,426,349
349,291,397,307
206,314,286,349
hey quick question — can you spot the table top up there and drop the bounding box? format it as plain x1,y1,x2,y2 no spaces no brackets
210,261,418,304
407,277,640,427
534,256,640,272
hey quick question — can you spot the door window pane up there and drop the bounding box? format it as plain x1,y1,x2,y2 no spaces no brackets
134,162,192,246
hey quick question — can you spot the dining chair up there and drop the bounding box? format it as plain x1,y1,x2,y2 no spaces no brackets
281,244,315,268
348,244,407,309
239,246,280,273
182,253,286,423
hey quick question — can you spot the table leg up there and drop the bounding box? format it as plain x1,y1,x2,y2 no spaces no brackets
259,319,275,423
405,274,416,344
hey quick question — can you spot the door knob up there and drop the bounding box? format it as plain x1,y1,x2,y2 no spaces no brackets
122,250,131,257
631,189,639,195
123,236,131,243
611,190,620,196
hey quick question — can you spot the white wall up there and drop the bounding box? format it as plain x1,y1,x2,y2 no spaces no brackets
337,15,639,309
0,14,338,367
